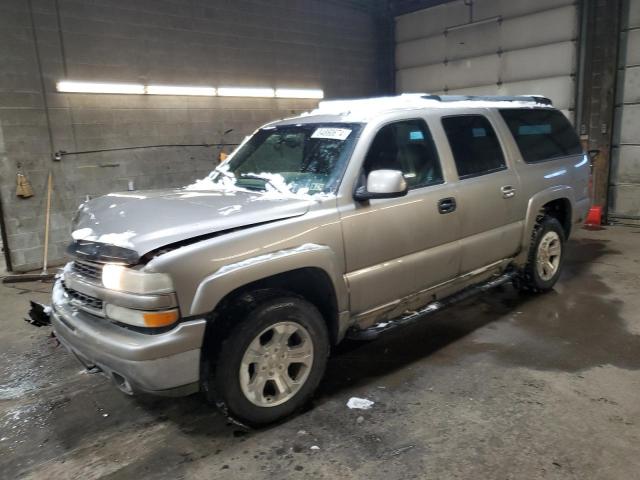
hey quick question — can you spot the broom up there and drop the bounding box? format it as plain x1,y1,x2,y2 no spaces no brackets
3,171,57,283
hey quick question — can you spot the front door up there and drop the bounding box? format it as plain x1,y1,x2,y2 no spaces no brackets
340,119,460,318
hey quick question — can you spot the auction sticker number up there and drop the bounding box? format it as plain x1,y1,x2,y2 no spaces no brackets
311,128,352,141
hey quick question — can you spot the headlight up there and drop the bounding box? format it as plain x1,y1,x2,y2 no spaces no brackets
105,304,179,328
102,264,174,294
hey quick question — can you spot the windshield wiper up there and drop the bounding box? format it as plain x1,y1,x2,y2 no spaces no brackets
213,167,235,181
239,174,288,195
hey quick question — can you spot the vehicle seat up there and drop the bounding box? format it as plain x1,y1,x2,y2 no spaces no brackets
398,143,439,187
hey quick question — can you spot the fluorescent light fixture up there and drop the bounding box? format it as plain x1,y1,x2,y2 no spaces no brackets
217,87,275,98
146,85,216,96
57,81,144,94
57,80,324,99
275,88,324,99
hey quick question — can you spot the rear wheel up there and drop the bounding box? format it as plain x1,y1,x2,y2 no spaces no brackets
518,216,565,292
210,296,329,426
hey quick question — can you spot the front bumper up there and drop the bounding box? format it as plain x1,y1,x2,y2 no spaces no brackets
51,280,207,396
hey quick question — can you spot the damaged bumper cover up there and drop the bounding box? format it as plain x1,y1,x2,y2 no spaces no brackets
51,280,206,396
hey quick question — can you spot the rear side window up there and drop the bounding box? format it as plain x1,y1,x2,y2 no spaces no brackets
499,109,582,163
441,115,506,179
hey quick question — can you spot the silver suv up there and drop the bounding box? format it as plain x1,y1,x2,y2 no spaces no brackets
51,94,590,425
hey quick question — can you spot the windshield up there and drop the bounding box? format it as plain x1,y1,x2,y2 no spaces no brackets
192,123,362,196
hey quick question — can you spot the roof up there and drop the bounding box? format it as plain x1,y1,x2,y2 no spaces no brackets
274,93,554,125
268,93,553,126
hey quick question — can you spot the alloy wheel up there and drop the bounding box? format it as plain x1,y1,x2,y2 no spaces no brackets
239,321,314,407
536,230,562,281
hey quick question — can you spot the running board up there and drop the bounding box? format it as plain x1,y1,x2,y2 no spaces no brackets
346,270,517,341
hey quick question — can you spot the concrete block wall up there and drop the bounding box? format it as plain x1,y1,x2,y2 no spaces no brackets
0,0,387,272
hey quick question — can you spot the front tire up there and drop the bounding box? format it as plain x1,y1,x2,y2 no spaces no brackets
211,296,329,426
518,216,565,292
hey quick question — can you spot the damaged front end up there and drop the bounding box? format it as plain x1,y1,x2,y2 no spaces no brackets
67,240,140,266
49,266,207,396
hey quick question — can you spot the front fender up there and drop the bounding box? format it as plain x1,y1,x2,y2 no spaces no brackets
189,243,347,316
515,185,575,265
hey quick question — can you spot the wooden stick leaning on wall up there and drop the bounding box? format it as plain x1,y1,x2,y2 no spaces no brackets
42,171,52,275
2,171,56,283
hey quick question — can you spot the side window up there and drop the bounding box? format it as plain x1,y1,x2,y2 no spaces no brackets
441,115,506,179
363,119,443,189
499,108,582,163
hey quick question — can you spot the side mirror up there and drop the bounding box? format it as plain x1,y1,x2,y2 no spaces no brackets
354,169,408,201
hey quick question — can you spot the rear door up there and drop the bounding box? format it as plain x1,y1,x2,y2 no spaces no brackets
439,113,525,273
340,118,460,317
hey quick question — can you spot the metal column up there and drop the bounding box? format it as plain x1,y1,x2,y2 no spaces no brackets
577,0,623,221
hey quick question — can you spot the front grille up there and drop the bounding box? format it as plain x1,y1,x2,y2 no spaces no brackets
61,280,104,312
72,260,103,282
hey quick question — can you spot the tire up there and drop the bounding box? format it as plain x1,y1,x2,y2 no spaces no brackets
518,215,565,292
209,296,329,426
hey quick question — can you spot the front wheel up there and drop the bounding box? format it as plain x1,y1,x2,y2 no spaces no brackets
518,216,565,292
211,296,329,426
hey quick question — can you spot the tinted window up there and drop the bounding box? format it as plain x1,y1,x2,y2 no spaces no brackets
499,109,582,163
363,119,443,189
441,115,506,179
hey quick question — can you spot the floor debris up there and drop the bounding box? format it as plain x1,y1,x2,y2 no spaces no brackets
347,397,374,410
387,445,415,457
24,301,51,327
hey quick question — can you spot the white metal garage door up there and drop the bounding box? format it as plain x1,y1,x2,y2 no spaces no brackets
611,0,640,223
395,0,579,120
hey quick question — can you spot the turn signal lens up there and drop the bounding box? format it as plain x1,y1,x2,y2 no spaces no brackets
105,304,179,328
143,310,180,327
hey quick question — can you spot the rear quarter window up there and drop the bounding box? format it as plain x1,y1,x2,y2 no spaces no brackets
499,109,582,163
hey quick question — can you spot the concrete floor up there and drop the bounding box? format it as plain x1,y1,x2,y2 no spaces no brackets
1,226,639,479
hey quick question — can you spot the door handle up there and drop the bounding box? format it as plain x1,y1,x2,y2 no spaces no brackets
438,197,457,214
501,185,516,198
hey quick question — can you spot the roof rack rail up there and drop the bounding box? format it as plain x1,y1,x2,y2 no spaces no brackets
421,94,553,106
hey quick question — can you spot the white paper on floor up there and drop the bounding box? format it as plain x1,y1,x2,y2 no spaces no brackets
347,397,374,410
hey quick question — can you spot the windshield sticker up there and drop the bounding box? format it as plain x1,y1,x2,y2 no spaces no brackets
311,128,352,141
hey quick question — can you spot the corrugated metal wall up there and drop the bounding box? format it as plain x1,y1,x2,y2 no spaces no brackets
611,0,640,223
395,0,579,120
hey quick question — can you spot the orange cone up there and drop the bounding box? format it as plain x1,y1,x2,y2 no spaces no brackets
585,206,602,226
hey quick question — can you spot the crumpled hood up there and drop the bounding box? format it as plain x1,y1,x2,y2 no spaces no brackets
71,188,314,257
